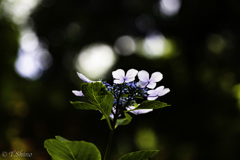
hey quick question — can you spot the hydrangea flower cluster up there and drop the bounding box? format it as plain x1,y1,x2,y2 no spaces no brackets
72,69,170,118
45,69,170,160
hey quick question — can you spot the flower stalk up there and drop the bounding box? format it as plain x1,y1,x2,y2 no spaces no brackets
104,129,115,160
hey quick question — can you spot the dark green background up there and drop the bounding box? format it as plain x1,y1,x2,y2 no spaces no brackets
1,0,240,159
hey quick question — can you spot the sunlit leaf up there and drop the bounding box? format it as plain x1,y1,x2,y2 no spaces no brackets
44,136,101,160
71,82,114,130
119,150,159,160
82,82,113,116
116,112,132,128
134,102,139,108
137,101,170,110
70,101,99,110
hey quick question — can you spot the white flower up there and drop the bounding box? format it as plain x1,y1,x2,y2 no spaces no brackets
77,72,95,83
127,106,153,115
137,70,163,89
112,69,138,84
72,90,84,96
147,86,170,100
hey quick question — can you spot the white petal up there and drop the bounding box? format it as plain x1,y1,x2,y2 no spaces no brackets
110,113,114,119
147,90,158,96
130,109,153,115
77,72,93,83
127,106,136,110
146,82,156,89
155,86,164,92
137,81,148,88
150,72,163,83
161,88,170,96
147,89,158,100
126,69,138,79
72,90,84,96
147,96,158,100
114,79,124,84
156,87,170,96
138,70,149,82
112,69,125,79
125,77,135,83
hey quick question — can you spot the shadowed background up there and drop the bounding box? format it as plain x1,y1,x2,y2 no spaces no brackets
1,0,240,159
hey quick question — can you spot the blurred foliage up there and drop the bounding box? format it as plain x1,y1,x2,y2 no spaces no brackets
1,0,240,160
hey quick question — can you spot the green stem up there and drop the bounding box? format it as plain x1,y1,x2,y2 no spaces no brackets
103,129,115,160
104,83,126,160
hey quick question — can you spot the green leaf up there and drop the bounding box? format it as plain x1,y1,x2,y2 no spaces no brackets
71,82,114,130
82,82,113,117
134,102,139,108
137,101,170,110
70,101,99,110
44,136,101,160
119,150,159,160
115,112,132,128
